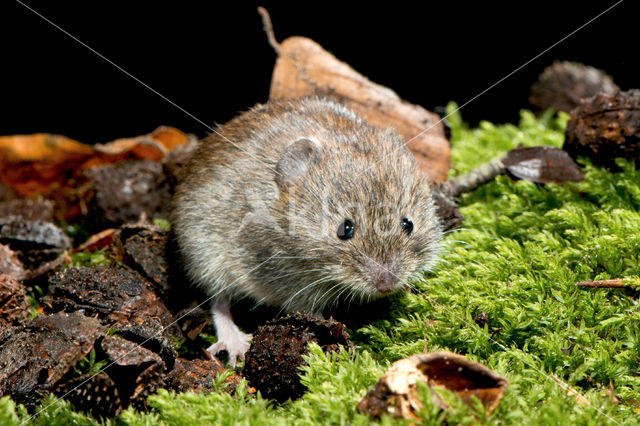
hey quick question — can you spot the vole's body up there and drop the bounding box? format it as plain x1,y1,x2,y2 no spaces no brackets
171,97,441,366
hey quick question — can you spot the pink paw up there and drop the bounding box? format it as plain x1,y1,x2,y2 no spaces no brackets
207,332,252,368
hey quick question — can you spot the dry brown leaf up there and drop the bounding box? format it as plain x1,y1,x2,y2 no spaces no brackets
71,228,117,253
0,127,192,220
0,133,94,163
0,133,94,197
94,126,189,161
503,146,585,183
261,9,450,183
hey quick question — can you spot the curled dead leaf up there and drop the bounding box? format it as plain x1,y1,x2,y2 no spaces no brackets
503,146,584,183
0,127,193,220
94,126,191,162
71,228,117,253
357,351,508,419
261,9,450,183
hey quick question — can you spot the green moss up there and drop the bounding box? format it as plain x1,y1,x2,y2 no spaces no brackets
153,218,171,231
69,250,112,267
16,105,640,424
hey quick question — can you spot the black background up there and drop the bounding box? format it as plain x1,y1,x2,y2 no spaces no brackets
1,1,637,143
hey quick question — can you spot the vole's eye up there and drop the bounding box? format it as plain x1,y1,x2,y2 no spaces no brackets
401,218,413,235
337,219,355,240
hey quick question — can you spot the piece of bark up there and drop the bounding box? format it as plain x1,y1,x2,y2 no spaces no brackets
92,126,191,161
100,335,165,410
243,312,351,402
261,9,450,183
0,199,53,222
24,254,69,282
44,266,178,338
529,61,618,112
564,89,640,169
114,223,170,298
128,362,166,411
115,318,178,371
101,335,164,369
0,274,31,326
0,218,70,251
0,245,26,281
0,217,70,275
358,351,508,419
84,160,172,227
0,312,104,410
173,302,211,341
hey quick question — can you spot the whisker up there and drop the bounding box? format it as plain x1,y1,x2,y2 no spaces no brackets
311,282,340,313
259,268,326,286
332,283,352,309
280,276,333,315
442,227,471,236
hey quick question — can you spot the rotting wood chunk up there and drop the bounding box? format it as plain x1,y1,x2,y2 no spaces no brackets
84,159,171,227
0,312,104,411
44,265,177,336
114,223,170,298
0,245,26,281
0,199,53,222
0,274,31,327
0,217,70,272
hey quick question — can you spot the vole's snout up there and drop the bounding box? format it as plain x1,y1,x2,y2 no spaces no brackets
373,271,398,293
365,257,399,293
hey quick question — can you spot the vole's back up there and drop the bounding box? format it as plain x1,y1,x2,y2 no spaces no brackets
172,97,441,313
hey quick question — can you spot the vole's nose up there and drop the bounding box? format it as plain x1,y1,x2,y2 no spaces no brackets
373,270,398,293
365,258,399,293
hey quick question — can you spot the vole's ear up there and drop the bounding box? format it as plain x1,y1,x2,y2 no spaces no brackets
275,138,321,190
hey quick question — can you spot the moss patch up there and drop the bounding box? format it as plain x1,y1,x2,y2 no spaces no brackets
7,105,639,424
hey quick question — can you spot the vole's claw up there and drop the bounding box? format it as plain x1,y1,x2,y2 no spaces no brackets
207,332,252,368
209,297,252,368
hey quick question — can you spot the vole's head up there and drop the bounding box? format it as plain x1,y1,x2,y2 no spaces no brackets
273,123,442,311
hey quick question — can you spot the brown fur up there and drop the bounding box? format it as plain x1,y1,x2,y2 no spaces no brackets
171,97,441,314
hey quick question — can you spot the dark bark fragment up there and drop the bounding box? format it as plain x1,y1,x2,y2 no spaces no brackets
84,160,171,227
114,224,170,298
44,266,177,337
0,199,53,222
0,312,104,410
0,274,31,327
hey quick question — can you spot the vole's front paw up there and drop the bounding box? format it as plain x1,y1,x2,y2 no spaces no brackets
207,331,252,368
